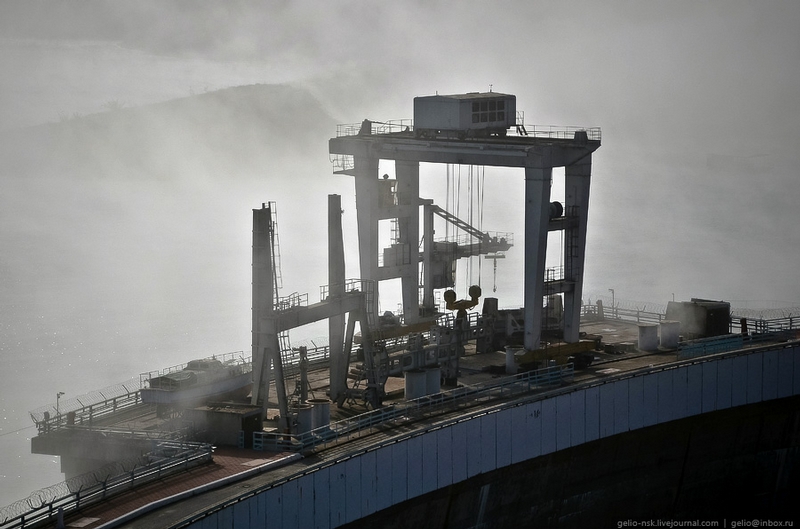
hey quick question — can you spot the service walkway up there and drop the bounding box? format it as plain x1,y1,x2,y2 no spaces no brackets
58,450,295,529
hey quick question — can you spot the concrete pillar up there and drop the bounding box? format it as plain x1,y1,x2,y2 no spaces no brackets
396,160,420,324
353,155,381,326
523,160,552,351
563,156,592,343
328,194,347,403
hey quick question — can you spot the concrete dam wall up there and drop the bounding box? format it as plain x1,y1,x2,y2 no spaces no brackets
185,342,800,529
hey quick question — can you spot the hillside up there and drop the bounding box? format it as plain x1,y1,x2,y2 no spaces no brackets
2,83,337,179
0,83,341,386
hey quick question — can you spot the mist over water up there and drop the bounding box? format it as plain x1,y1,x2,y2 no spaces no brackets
1,1,799,508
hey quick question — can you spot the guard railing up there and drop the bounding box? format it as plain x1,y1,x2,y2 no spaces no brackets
253,363,573,452
0,442,212,529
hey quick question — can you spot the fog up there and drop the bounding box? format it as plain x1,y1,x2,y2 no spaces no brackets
1,0,799,507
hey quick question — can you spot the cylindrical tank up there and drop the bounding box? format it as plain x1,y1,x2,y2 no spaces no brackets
549,201,564,219
505,346,520,374
405,369,427,400
483,297,499,314
308,398,331,430
637,323,659,351
659,320,681,349
425,367,441,395
293,404,313,435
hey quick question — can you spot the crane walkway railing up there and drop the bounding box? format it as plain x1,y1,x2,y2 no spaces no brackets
511,124,602,142
334,119,601,142
336,120,413,137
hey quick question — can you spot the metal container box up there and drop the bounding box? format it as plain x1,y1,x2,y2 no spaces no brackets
414,92,516,139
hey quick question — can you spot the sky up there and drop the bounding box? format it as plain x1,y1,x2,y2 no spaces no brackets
1,0,799,509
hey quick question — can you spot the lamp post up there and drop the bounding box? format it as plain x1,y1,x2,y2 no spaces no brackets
608,289,615,319
56,392,65,426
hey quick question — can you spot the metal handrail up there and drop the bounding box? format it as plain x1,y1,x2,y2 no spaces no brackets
0,443,212,529
334,119,601,143
336,120,413,137
512,124,602,142
678,334,745,360
31,389,145,435
253,363,573,452
177,339,797,529
581,303,666,324
139,351,250,385
432,231,513,247
31,352,251,434
730,314,799,334
275,292,308,311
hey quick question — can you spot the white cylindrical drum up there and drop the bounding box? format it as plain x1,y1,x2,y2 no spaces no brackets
637,323,659,351
660,320,681,349
425,367,441,395
505,346,519,374
308,398,331,430
293,404,313,434
405,369,427,400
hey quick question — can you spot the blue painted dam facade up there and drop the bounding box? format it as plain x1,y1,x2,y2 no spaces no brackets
171,341,800,528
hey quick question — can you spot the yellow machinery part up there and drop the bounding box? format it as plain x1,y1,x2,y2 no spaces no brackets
516,339,596,366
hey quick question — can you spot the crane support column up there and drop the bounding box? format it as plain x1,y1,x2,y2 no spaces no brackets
395,160,421,324
251,205,275,410
328,194,347,402
353,155,381,326
523,158,552,351
422,200,435,314
563,156,592,343
262,316,289,431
